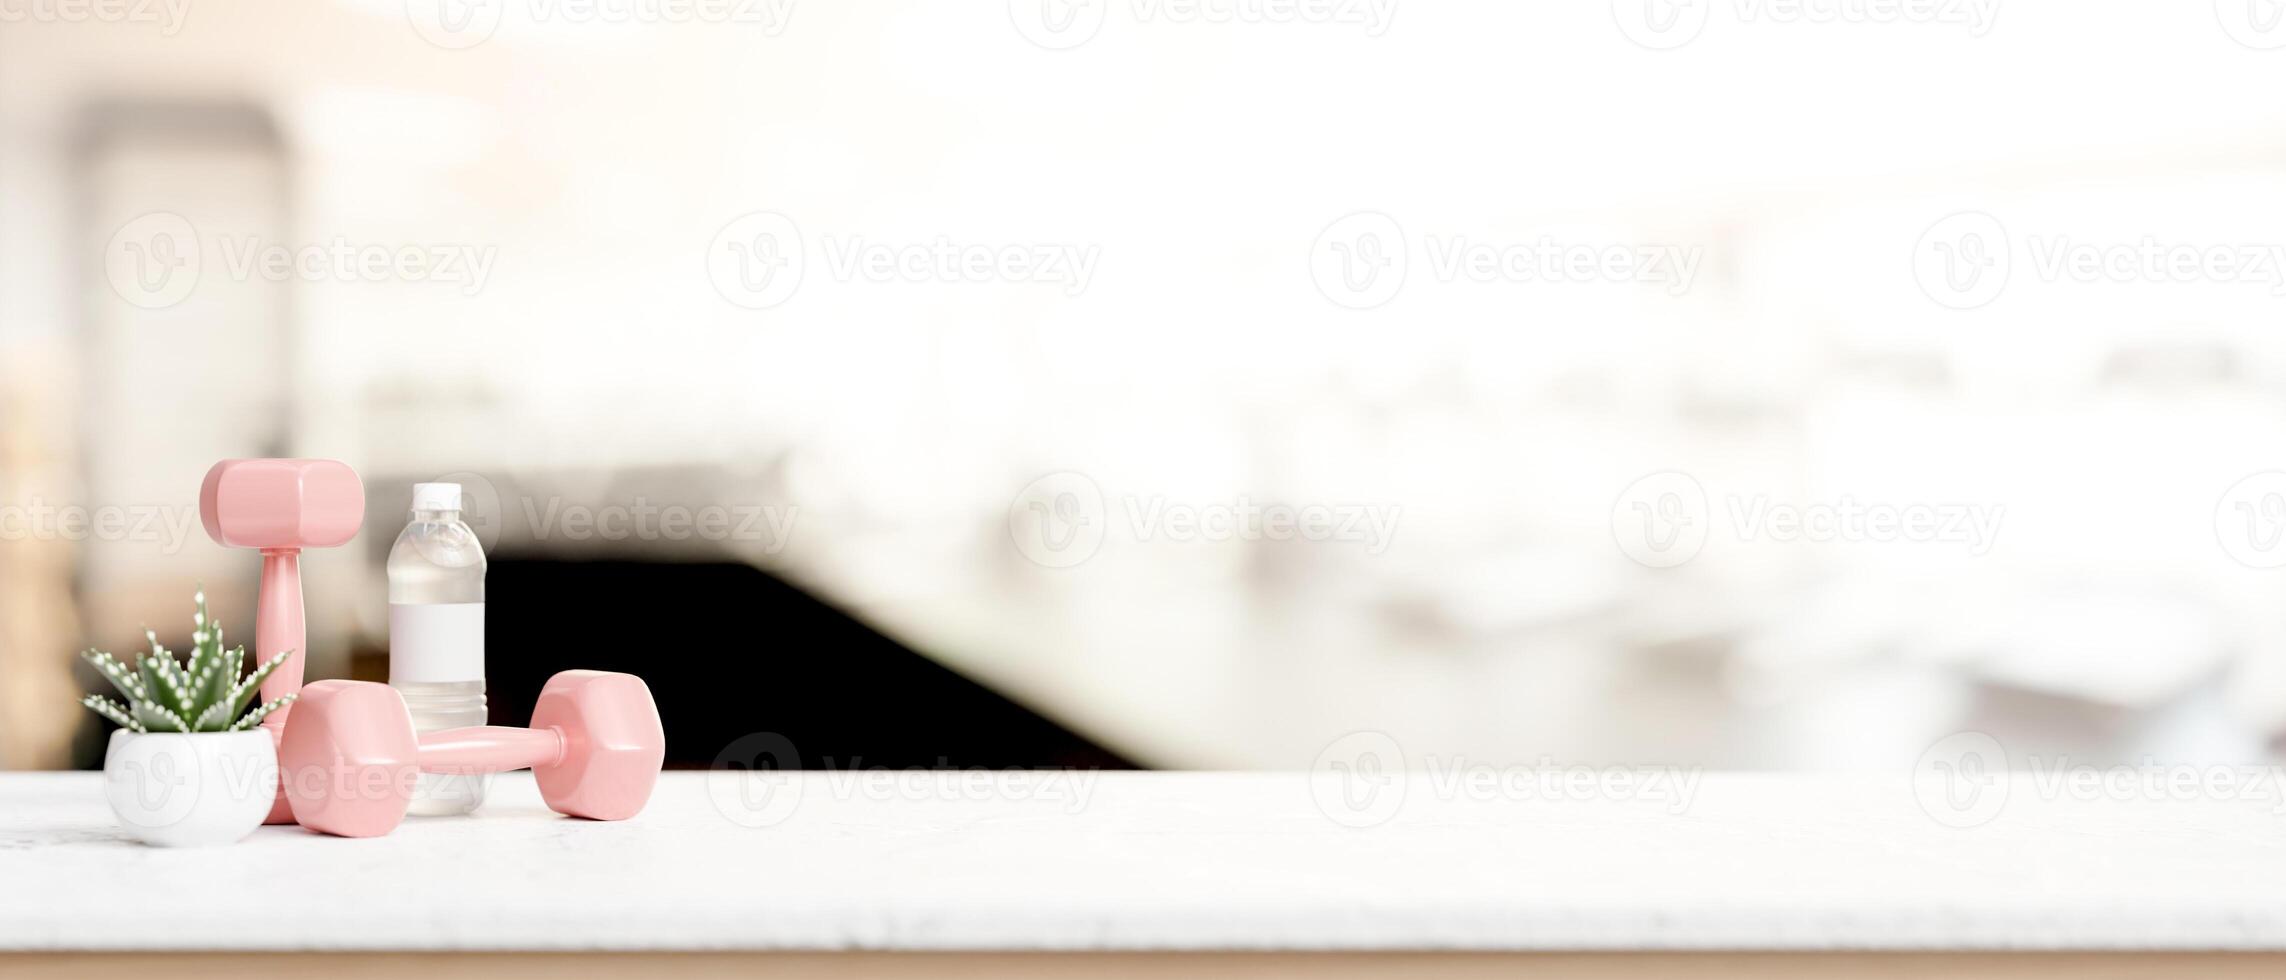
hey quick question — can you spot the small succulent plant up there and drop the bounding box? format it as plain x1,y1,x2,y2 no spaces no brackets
79,589,295,734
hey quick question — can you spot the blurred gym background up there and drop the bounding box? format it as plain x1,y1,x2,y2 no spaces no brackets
4,3,2285,774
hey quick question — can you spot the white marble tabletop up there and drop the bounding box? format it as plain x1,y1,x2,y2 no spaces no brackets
3,770,2284,952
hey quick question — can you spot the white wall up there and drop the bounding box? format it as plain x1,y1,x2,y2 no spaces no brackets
5,2,2285,769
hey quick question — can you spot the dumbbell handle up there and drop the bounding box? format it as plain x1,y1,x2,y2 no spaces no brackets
255,549,305,728
418,726,567,775
255,549,304,825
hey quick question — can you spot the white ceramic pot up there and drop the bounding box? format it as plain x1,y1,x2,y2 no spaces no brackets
103,729,277,847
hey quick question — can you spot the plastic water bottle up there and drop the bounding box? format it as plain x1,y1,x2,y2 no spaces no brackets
388,482,488,816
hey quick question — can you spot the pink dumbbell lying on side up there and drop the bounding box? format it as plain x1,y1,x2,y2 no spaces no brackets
280,670,665,837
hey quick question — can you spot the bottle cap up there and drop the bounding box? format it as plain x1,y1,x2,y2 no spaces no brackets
412,482,462,512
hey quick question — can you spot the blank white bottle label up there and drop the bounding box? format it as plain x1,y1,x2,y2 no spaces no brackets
389,602,485,683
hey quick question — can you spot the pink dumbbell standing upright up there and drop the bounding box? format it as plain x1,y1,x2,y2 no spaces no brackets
280,670,666,837
200,459,365,824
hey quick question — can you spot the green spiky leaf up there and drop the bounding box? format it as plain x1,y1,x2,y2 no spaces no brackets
224,647,296,723
228,694,295,732
81,650,146,703
189,699,232,733
133,699,193,733
135,633,193,721
79,695,143,733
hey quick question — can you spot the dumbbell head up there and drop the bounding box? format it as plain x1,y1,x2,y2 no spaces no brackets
201,459,364,551
278,680,420,838
529,670,665,821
